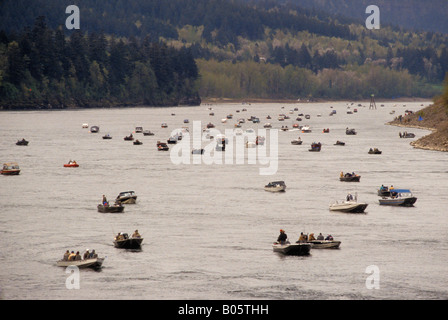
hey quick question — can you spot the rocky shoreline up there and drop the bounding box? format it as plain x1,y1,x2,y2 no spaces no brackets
387,99,448,152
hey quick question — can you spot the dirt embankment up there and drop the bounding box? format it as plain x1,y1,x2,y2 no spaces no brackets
388,98,448,152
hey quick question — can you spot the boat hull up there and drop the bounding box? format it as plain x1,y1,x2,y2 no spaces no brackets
308,240,341,249
339,176,360,182
114,238,143,249
264,186,286,192
97,204,124,213
272,243,311,255
1,170,20,175
57,257,104,269
64,164,79,168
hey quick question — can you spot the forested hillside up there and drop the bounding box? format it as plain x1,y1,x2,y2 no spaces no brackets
0,0,447,108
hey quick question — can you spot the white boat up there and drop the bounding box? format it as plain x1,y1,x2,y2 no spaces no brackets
264,181,286,192
82,123,88,128
291,138,303,145
272,242,311,255
301,126,311,133
329,194,368,213
378,189,417,207
308,240,341,249
56,257,104,269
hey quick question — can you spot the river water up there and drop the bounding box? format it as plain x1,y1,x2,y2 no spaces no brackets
0,101,447,300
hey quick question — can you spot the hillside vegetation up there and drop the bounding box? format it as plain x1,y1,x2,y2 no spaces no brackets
0,0,447,108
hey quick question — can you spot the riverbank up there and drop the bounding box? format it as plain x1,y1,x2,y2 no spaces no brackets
387,98,448,152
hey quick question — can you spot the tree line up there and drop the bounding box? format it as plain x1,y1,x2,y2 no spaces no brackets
0,17,200,109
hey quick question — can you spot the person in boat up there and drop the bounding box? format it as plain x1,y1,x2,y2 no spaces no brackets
317,233,324,240
68,251,76,261
75,251,82,261
308,233,316,241
325,235,334,241
346,194,354,201
102,195,108,206
297,232,307,243
88,249,97,259
132,230,141,238
340,171,344,178
115,232,124,241
277,229,287,243
83,249,90,260
63,250,70,261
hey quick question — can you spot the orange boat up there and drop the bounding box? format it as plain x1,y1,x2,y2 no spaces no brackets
64,161,79,168
1,162,20,175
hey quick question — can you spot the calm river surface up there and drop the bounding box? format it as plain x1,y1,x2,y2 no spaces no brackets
1,101,447,300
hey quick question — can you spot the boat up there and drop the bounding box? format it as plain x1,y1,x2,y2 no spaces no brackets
16,139,29,146
291,138,303,145
301,126,311,133
400,132,415,138
322,128,330,133
308,240,341,249
264,123,272,128
1,162,20,175
346,128,356,135
309,142,321,152
161,123,168,128
124,134,134,141
64,160,79,168
97,203,124,213
82,123,89,128
157,141,169,151
114,233,143,249
192,148,204,154
57,257,105,269
334,141,345,146
135,127,143,133
102,134,112,139
206,122,215,128
90,126,99,133
272,241,311,255
281,126,289,131
368,148,382,154
264,181,286,192
167,136,177,144
329,194,368,213
184,119,189,124
133,140,143,145
378,189,417,207
339,172,360,182
116,191,137,204
143,130,154,136
377,185,392,197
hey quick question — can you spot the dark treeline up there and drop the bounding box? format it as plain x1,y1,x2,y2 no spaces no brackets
0,17,200,109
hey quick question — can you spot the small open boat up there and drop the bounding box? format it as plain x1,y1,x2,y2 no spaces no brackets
339,172,360,182
135,127,143,133
157,141,169,151
1,162,20,175
272,242,311,255
161,123,168,128
308,240,341,249
133,140,143,145
116,191,137,204
64,161,79,168
114,233,143,249
102,134,112,139
264,181,286,192
57,257,104,269
143,130,154,136
329,194,368,213
124,134,134,141
334,141,345,146
368,148,382,154
346,128,356,135
97,203,124,213
291,138,303,145
90,126,100,133
16,139,29,146
309,142,321,152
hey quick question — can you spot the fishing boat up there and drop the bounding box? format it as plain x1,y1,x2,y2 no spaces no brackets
368,148,382,154
206,122,215,129
322,128,330,133
82,123,89,128
339,172,360,182
264,123,272,128
113,233,143,249
309,142,321,152
124,134,134,141
301,126,312,133
90,126,99,133
291,138,303,145
346,128,356,135
97,203,124,213
308,240,341,249
272,242,311,255
133,140,143,145
264,181,286,192
102,134,112,139
378,189,417,207
64,160,79,168
143,130,154,136
116,191,137,204
329,194,368,213
1,162,20,175
135,127,143,133
334,141,345,146
400,132,415,138
161,123,168,128
157,141,169,151
16,139,29,146
57,257,104,269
